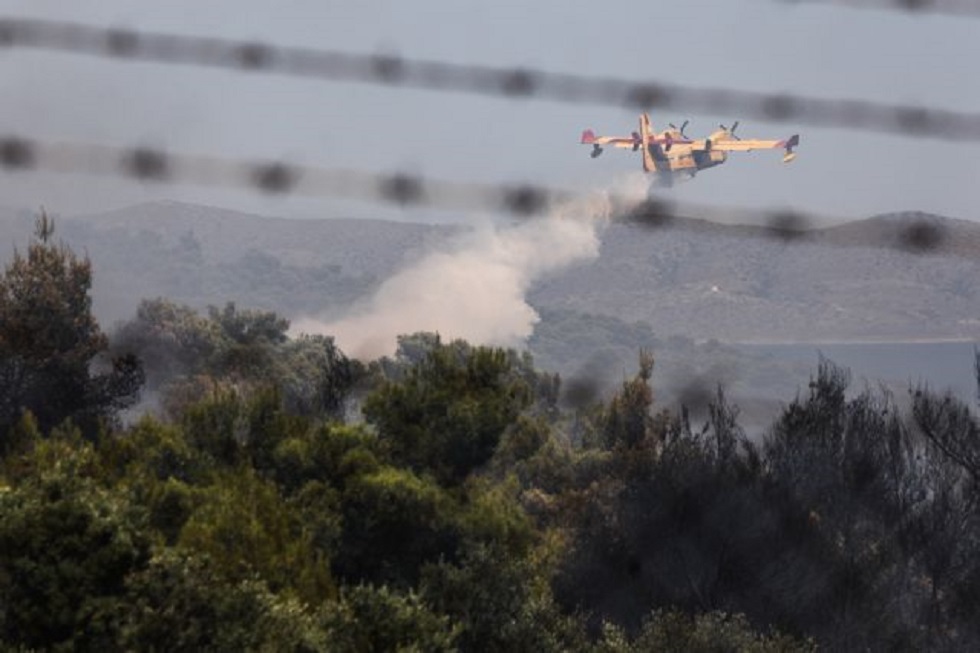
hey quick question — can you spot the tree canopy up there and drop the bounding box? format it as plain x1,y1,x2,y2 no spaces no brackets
2,217,978,651
0,213,142,441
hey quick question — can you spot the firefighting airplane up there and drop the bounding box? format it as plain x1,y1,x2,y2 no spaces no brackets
581,113,799,186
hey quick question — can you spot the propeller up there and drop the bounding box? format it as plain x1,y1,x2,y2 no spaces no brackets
720,121,741,140
669,120,690,138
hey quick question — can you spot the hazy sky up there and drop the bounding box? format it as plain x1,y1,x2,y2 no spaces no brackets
1,0,978,224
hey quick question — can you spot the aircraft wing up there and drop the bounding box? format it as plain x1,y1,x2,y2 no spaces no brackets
708,134,799,162
580,129,676,150
639,113,657,173
709,135,799,153
593,136,642,149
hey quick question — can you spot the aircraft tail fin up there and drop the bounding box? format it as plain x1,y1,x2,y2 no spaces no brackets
580,129,596,144
782,134,800,163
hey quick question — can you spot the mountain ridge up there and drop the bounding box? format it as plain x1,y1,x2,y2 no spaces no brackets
1,201,977,345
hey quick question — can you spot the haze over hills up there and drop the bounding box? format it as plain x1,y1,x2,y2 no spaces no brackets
0,201,462,327
2,201,976,344
530,211,980,344
1,200,977,422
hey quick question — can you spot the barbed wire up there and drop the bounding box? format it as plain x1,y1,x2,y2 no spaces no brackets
1,17,979,142
781,0,980,17
0,134,960,256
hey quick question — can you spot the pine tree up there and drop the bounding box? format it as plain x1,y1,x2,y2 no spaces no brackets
0,212,142,441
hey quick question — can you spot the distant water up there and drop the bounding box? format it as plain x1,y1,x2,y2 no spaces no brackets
735,341,978,407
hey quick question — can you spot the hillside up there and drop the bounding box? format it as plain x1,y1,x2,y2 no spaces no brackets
2,201,977,345
1,201,461,326
530,212,980,343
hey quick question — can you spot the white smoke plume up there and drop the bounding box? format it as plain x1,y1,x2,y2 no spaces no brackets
292,183,635,361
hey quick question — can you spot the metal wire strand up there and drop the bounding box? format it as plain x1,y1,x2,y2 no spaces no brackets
1,17,979,141
0,134,958,256
780,0,980,18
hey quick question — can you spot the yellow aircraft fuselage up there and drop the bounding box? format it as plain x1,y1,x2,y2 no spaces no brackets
581,113,798,186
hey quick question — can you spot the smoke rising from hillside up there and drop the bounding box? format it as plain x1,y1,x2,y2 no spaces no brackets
292,179,646,360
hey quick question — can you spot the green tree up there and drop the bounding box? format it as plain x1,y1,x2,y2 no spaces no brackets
421,542,585,653
208,301,289,378
109,550,327,652
270,422,384,495
335,466,459,587
277,334,355,417
0,213,143,439
0,431,151,650
97,415,205,545
364,340,533,485
597,350,660,450
111,297,222,389
115,298,355,419
319,583,459,653
177,467,335,604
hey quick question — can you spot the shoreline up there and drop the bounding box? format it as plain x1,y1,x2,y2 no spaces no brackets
730,338,978,347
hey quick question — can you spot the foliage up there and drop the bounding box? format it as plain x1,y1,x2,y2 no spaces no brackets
177,467,335,604
114,298,354,419
319,583,460,653
111,297,221,387
595,349,661,449
270,422,384,494
0,434,151,650
421,542,585,653
334,466,459,587
762,361,931,648
364,337,533,485
109,549,327,653
4,236,980,650
0,213,143,439
630,610,815,653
